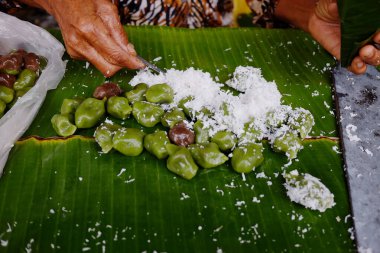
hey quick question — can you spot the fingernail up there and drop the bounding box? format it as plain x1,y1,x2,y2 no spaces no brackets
356,61,364,68
127,43,137,56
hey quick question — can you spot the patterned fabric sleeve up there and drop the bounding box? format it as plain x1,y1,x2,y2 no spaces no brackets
0,0,23,13
118,0,283,28
245,0,277,28
118,0,235,28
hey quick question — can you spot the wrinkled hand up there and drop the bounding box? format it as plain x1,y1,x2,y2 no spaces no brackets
27,0,145,77
308,0,380,74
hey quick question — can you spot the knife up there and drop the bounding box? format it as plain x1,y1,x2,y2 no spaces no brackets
333,65,380,251
137,55,164,74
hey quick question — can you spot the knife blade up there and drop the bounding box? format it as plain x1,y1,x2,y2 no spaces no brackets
137,55,164,74
333,65,380,251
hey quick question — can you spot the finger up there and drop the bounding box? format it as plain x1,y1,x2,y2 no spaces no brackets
97,3,144,67
96,1,144,66
66,43,85,60
95,1,132,53
359,45,380,66
78,18,144,69
348,56,367,75
67,35,122,77
61,30,86,60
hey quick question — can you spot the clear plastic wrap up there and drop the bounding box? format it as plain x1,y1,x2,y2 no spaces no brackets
0,12,66,174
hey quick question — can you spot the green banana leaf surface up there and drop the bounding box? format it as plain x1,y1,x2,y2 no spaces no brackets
0,27,355,252
338,0,380,67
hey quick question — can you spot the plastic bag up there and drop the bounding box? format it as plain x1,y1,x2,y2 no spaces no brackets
0,12,66,175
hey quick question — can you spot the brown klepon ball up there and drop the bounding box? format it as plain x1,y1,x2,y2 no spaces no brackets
168,121,195,147
93,82,123,99
0,73,16,88
0,54,23,73
24,52,40,72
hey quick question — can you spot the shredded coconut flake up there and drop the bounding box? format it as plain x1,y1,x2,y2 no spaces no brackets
346,124,361,142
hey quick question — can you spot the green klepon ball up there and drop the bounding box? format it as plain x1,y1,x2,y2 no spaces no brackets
144,130,170,159
188,142,228,169
0,86,14,104
75,98,106,129
283,169,335,212
287,108,314,139
145,83,174,104
238,119,263,145
178,96,195,118
94,122,121,153
113,128,145,156
60,98,83,115
265,107,290,129
51,114,77,137
211,130,237,151
125,83,148,103
193,120,210,144
13,69,37,91
107,96,132,120
161,108,186,128
272,129,302,159
231,143,264,173
167,147,198,180
132,101,165,127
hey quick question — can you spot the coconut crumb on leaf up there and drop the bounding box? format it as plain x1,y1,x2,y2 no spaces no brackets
284,170,335,212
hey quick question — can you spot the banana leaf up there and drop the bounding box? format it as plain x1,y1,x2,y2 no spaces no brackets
338,0,380,67
0,27,355,252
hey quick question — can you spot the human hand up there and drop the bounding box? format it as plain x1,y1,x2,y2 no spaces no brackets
22,0,145,77
308,0,380,74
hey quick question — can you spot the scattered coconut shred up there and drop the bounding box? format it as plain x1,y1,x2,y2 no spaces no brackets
130,66,335,212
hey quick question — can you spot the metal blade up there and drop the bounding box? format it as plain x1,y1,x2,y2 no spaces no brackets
333,65,380,251
137,56,164,74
